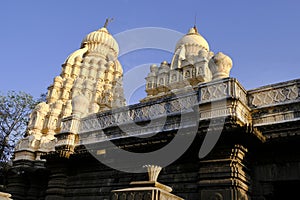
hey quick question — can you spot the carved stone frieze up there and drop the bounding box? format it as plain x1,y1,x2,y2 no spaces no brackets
248,81,299,108
200,82,228,101
249,80,300,132
111,191,153,200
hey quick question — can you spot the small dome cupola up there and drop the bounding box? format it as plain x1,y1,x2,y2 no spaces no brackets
81,19,119,57
175,26,209,53
171,26,210,70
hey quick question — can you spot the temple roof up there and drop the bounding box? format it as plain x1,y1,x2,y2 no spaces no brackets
81,27,119,56
175,26,209,51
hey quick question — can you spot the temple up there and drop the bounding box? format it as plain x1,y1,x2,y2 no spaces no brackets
6,23,300,200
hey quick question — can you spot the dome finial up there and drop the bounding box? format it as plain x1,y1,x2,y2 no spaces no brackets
193,24,198,33
193,13,198,33
103,17,114,28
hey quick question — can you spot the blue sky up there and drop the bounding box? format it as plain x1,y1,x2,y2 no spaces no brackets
1,0,300,103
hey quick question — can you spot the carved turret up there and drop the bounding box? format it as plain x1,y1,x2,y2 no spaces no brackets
142,26,233,102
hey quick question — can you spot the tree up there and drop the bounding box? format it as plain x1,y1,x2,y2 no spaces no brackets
0,91,46,191
0,91,39,163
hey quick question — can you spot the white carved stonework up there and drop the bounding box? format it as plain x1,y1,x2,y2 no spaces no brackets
144,27,221,101
253,111,295,126
195,61,212,82
170,100,181,112
179,96,197,110
13,21,300,165
79,95,196,135
14,25,126,161
148,103,166,118
15,135,39,151
72,95,89,117
201,107,231,120
249,84,299,107
61,117,72,132
201,83,228,101
77,78,253,141
61,116,81,134
234,81,248,104
208,52,233,80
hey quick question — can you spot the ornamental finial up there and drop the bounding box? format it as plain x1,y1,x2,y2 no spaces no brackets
194,13,198,33
104,18,114,28
143,165,162,182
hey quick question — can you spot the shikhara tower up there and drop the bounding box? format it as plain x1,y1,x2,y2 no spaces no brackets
14,25,126,161
143,26,233,102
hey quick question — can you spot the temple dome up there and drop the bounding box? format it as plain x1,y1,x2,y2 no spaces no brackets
81,27,119,55
175,27,209,52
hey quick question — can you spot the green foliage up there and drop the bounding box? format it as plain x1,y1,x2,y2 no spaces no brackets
0,91,40,163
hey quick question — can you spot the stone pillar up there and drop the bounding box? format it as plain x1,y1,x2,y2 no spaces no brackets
199,145,250,200
45,158,68,200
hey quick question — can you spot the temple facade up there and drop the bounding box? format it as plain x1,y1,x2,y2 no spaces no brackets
6,23,300,200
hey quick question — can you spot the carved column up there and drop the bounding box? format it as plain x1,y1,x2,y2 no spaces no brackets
199,145,250,200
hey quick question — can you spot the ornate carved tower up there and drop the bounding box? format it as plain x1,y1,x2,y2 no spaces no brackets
143,26,233,102
14,25,126,161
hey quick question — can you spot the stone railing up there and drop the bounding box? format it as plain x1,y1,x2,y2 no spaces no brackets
76,78,248,136
199,78,247,104
78,92,198,134
248,79,300,108
248,79,300,132
56,78,300,146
